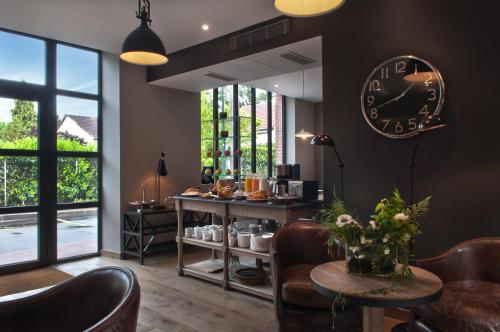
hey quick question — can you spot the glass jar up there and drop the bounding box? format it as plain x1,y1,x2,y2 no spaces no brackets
252,174,260,192
245,174,253,193
229,255,241,279
345,244,397,276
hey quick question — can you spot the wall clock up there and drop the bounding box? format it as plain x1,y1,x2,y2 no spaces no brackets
361,55,445,139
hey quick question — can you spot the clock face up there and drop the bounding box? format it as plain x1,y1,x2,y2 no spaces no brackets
361,56,445,139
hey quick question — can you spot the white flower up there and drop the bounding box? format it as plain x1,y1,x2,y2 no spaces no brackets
394,212,409,221
403,233,411,241
360,235,366,244
384,248,390,255
356,254,365,259
369,220,378,230
383,235,390,243
337,214,352,223
350,246,359,253
365,239,373,244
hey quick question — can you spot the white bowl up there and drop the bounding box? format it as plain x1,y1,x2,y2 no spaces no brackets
237,232,251,248
250,233,273,252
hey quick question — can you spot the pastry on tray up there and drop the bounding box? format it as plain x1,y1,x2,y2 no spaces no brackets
201,192,213,199
248,190,268,201
182,186,202,196
217,187,233,199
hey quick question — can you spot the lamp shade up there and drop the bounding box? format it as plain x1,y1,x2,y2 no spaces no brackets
121,21,168,66
310,134,335,147
274,0,346,17
295,129,314,140
418,115,447,132
157,152,168,176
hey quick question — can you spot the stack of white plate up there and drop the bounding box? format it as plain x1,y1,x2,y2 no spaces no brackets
250,233,274,252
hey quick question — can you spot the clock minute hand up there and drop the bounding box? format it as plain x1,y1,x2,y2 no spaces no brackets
375,82,417,109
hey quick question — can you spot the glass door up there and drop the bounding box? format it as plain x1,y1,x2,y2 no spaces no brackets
0,96,45,271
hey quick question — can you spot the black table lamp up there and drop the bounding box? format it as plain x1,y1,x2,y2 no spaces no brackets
409,115,447,205
155,152,168,203
311,134,345,201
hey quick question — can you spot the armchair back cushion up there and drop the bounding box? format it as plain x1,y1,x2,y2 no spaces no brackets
0,266,140,332
416,237,500,283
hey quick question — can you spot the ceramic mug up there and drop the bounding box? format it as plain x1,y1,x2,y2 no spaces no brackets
184,227,194,238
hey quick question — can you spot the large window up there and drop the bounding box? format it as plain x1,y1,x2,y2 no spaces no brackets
200,84,284,179
0,29,101,272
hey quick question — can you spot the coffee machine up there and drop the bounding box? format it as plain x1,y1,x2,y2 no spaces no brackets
274,164,300,194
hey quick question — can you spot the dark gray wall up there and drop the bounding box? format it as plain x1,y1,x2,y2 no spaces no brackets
321,0,500,257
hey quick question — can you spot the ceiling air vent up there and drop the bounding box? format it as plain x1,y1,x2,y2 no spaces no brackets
279,51,316,66
204,72,237,82
230,18,290,51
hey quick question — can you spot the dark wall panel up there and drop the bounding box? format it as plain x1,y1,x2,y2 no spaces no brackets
321,0,500,257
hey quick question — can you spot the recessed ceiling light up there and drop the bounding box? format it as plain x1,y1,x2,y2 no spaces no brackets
274,84,279,88
202,24,209,31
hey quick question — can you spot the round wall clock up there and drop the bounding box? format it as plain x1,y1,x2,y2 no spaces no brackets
361,55,445,139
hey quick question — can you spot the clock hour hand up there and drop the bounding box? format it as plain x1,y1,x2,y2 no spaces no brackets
375,82,417,109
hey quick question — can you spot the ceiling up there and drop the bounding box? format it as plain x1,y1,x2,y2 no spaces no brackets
0,0,280,54
151,36,323,102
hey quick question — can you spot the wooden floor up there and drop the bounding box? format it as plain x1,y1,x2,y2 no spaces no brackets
53,248,402,332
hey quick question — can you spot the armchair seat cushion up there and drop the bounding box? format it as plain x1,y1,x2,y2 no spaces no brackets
415,280,500,332
281,264,332,309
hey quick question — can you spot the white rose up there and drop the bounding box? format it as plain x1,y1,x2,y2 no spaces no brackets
360,235,366,244
383,235,389,243
403,233,411,241
394,212,409,221
384,248,390,255
350,246,359,253
369,220,377,230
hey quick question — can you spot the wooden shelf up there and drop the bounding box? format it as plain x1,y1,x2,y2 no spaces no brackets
183,259,224,285
229,246,270,259
177,236,224,250
228,279,273,300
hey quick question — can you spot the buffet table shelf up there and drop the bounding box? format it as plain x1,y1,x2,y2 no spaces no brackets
175,196,320,300
229,246,270,260
177,236,224,250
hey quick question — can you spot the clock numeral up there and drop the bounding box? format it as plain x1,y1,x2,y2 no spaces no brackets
427,88,437,101
381,67,389,79
370,108,378,119
419,104,430,117
382,119,391,131
367,95,375,106
424,73,433,86
395,61,407,74
395,121,404,133
369,80,381,92
408,118,417,131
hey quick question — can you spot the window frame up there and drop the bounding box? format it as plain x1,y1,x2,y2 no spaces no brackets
0,27,102,273
204,85,285,179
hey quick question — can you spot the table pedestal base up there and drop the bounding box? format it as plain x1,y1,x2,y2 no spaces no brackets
363,307,385,332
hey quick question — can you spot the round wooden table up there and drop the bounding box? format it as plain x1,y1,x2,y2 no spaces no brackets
310,261,442,332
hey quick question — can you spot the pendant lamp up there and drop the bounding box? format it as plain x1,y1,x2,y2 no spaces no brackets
274,0,346,17
121,0,168,66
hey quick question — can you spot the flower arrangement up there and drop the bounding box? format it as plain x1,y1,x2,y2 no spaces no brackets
319,189,430,279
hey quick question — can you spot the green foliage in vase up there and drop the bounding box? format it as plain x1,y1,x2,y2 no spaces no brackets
318,188,431,280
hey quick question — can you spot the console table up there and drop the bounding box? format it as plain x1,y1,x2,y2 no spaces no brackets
175,196,320,300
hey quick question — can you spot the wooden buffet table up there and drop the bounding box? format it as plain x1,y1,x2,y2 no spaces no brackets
310,261,443,332
175,196,320,300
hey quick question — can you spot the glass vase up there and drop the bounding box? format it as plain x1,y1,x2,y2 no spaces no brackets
345,244,397,276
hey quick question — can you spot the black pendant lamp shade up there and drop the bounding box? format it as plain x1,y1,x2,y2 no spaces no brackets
120,0,168,66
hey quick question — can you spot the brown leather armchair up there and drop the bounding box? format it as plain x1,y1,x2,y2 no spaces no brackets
0,266,141,332
271,222,362,332
412,238,500,332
